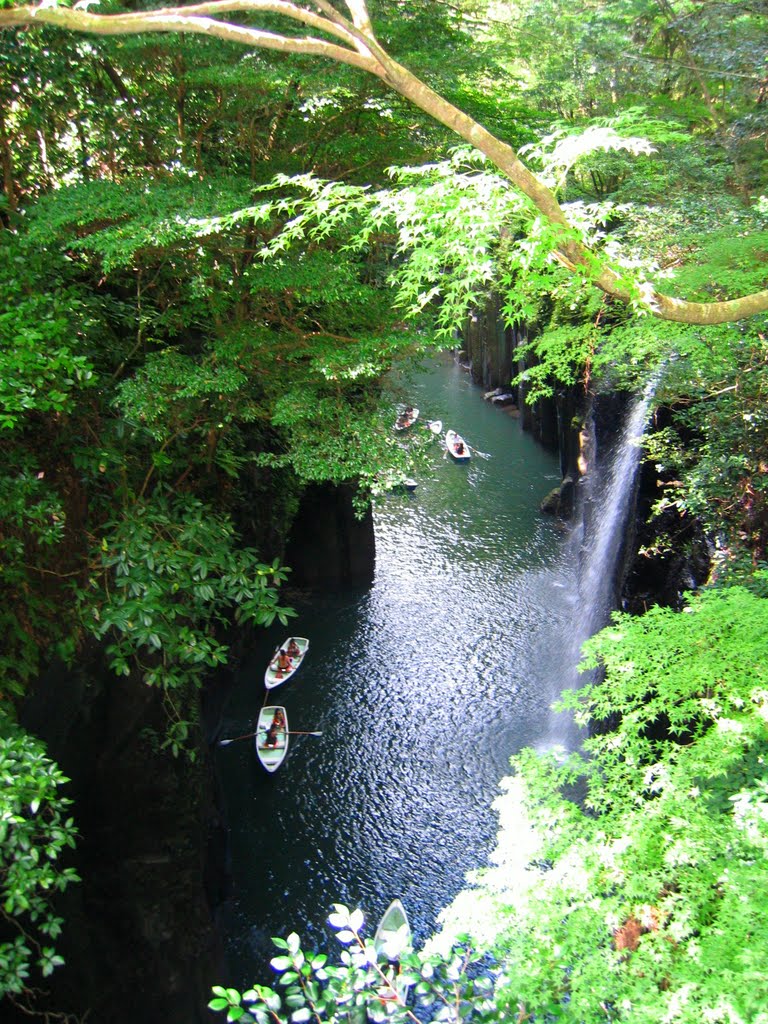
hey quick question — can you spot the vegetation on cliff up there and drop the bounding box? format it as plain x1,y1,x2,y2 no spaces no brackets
208,578,768,1023
0,0,766,1017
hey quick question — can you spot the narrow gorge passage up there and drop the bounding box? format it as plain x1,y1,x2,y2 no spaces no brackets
216,356,579,988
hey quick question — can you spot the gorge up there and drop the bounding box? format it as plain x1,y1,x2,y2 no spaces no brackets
2,1,766,1019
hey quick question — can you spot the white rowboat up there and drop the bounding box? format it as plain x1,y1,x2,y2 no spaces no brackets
255,705,288,772
373,899,412,1005
394,406,419,430
264,637,309,689
445,429,471,461
374,898,412,961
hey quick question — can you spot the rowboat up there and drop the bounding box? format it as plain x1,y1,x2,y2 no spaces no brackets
445,429,471,461
379,471,418,493
373,899,412,1005
374,898,412,961
255,705,288,772
264,637,309,689
394,406,419,430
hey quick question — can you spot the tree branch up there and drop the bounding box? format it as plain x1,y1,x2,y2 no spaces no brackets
1,5,379,72
1,0,766,325
342,0,373,35
163,0,362,47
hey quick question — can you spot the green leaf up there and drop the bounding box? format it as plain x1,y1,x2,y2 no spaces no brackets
270,955,291,972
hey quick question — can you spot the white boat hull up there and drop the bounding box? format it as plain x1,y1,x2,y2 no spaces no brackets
255,705,288,772
374,898,412,960
445,429,471,461
265,637,309,689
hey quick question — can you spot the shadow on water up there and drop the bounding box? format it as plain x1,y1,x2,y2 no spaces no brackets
216,356,581,986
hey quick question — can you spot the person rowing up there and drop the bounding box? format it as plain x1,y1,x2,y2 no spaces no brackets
396,405,415,429
262,708,286,748
263,722,279,747
272,708,286,730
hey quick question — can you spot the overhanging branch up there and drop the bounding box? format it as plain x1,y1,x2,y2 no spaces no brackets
1,0,766,326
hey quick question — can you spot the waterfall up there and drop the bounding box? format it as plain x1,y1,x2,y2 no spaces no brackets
545,377,659,751
575,373,660,644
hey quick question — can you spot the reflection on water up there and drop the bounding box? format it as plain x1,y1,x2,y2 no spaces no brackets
216,356,579,986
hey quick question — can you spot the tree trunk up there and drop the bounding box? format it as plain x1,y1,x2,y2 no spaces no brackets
0,100,18,215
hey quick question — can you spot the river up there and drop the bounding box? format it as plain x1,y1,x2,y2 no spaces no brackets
216,354,580,988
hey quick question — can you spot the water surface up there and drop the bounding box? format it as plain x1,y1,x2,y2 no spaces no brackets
217,356,578,984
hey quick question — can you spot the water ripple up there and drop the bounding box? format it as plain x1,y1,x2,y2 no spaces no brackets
218,358,580,985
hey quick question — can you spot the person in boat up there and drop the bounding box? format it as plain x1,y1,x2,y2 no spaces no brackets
263,722,279,747
286,638,301,659
396,406,415,429
276,649,292,673
454,440,466,455
272,708,286,730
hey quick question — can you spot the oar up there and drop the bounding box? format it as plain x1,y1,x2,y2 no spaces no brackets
467,443,492,459
218,728,322,746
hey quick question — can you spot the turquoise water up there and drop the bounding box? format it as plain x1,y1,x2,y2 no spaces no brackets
216,355,579,985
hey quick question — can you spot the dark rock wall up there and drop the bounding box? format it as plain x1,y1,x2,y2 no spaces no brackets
462,295,516,392
459,301,587,518
284,482,375,589
459,299,712,602
18,647,224,1024
621,407,713,612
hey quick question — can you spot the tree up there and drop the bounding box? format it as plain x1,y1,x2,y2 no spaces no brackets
430,579,768,1022
1,0,767,325
0,732,78,1007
